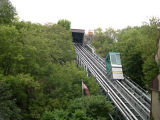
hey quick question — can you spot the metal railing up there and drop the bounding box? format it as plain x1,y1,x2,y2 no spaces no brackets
85,44,151,107
74,43,151,120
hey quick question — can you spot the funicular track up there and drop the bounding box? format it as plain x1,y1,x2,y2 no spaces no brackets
87,44,151,109
74,43,151,120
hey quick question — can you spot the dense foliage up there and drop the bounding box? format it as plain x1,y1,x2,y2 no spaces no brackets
0,1,113,119
92,18,160,88
58,19,71,30
0,0,17,24
42,95,113,120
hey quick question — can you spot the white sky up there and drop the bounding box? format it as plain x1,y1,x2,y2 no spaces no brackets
10,0,160,32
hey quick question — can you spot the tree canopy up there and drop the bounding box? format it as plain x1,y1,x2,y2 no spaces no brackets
0,0,17,24
58,19,71,30
42,95,113,120
0,0,109,119
0,21,103,119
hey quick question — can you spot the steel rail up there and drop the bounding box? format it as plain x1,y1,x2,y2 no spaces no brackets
81,45,150,117
75,45,136,120
84,44,151,106
75,44,139,120
79,44,150,119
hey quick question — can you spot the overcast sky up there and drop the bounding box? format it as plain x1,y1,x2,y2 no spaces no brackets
10,0,160,32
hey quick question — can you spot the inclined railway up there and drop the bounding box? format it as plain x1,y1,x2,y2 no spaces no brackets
74,43,151,120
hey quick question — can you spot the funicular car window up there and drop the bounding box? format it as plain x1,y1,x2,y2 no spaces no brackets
111,54,121,65
110,54,116,64
116,54,121,65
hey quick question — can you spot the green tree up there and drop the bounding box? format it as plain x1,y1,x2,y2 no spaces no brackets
42,95,112,120
68,95,112,120
3,74,44,119
41,110,69,120
0,4,103,119
39,62,101,110
58,19,71,30
92,28,116,57
0,80,21,120
0,0,17,24
0,25,22,75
